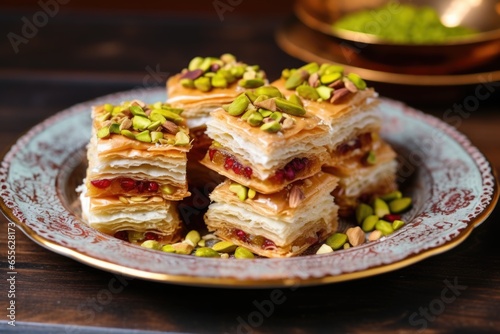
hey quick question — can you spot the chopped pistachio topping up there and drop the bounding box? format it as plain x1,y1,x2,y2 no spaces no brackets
221,85,306,133
94,101,189,145
179,54,266,92
281,62,367,104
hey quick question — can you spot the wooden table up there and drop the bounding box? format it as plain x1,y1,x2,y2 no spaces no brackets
1,7,499,334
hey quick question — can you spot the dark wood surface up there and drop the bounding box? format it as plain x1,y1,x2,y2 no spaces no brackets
1,5,500,334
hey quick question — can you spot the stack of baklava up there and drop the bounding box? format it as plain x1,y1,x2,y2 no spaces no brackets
272,63,398,216
201,86,339,257
80,100,191,244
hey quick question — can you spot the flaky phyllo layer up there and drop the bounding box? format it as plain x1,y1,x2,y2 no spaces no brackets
204,172,339,257
81,100,191,241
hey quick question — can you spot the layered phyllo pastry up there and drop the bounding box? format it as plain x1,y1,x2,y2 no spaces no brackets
204,172,339,257
271,62,382,168
200,86,330,194
327,141,398,217
272,63,400,217
166,54,267,186
80,100,191,243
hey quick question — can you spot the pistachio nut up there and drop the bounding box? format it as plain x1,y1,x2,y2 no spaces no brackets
220,53,236,64
140,240,161,250
343,78,358,93
234,246,255,259
389,197,412,213
180,78,195,88
119,118,132,131
151,131,163,143
355,203,373,224
174,131,190,146
151,109,183,124
254,98,277,111
132,116,152,131
365,150,376,165
288,94,304,107
392,219,405,231
184,230,201,247
241,109,255,121
320,72,342,85
212,240,238,253
118,196,129,204
195,247,220,258
346,226,365,247
298,62,319,74
188,56,204,71
275,97,306,116
316,244,334,254
161,244,176,253
97,112,111,123
254,86,283,98
316,86,334,100
211,74,228,88
229,183,248,201
284,70,308,90
373,198,390,218
368,230,383,241
172,242,194,255
135,130,152,143
330,88,350,103
227,94,250,116
149,112,167,124
104,103,114,113
269,111,282,122
162,120,179,134
375,220,394,236
161,185,174,195
347,73,367,90
247,188,256,199
296,85,320,101
361,215,379,232
324,64,345,75
258,109,272,117
380,191,402,202
247,112,263,126
130,196,149,202
120,129,135,139
326,233,348,250
194,76,211,92
130,105,147,117
260,120,282,133
238,78,265,88
147,120,162,131
281,117,295,130
245,91,259,103
198,57,213,72
281,68,291,79
97,127,110,138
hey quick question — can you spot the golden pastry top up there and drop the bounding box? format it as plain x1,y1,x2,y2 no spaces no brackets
210,172,338,217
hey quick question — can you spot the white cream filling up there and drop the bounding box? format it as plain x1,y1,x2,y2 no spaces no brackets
205,194,337,246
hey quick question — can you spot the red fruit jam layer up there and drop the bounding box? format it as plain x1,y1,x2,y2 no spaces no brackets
88,177,168,197
227,228,325,255
207,148,311,184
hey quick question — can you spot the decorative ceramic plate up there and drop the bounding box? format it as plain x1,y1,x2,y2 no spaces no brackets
0,87,497,288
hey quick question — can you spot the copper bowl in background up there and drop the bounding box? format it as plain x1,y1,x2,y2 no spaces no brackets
294,0,500,71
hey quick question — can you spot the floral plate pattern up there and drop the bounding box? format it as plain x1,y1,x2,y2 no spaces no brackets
0,87,497,288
